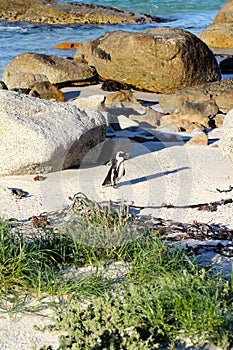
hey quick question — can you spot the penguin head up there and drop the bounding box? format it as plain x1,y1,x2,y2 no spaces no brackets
115,151,127,161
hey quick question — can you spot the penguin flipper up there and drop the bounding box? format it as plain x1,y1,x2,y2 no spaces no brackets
102,168,113,186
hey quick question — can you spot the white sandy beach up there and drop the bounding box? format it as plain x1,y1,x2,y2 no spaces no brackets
0,85,232,228
0,139,232,350
0,138,233,226
1,86,233,350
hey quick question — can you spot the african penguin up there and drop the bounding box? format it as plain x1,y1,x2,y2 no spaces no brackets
102,151,126,188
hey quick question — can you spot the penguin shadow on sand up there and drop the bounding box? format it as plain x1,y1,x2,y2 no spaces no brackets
117,166,190,188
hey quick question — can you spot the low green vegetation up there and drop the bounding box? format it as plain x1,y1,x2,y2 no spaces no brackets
1,208,233,349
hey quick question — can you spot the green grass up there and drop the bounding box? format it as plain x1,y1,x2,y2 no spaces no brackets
0,220,119,310
51,235,233,349
1,209,233,349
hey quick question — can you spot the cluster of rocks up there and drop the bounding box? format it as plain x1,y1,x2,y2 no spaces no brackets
2,52,99,100
1,75,233,176
1,1,233,176
0,0,166,25
2,27,221,95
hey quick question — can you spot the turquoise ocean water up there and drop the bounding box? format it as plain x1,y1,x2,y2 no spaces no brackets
0,0,225,78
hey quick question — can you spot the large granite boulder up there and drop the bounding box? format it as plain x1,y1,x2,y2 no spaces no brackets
198,0,233,48
0,0,166,25
2,52,97,89
159,79,233,113
74,27,221,93
0,90,105,176
219,109,233,165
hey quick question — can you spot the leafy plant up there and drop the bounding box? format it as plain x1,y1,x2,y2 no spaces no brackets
51,236,233,349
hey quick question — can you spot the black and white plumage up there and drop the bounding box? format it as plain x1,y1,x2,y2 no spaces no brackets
102,151,126,188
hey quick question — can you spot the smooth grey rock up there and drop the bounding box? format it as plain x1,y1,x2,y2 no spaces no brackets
0,90,105,176
2,52,97,89
116,115,139,130
2,72,49,91
70,95,105,110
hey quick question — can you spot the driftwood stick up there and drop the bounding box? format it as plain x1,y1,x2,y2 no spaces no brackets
128,198,233,210
216,185,233,193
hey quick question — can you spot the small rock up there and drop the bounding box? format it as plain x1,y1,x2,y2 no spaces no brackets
117,115,139,130
129,107,164,127
33,175,46,181
187,132,208,145
155,125,179,133
214,113,225,128
159,79,233,113
105,90,142,108
160,113,209,132
214,89,233,113
70,95,105,110
29,81,64,101
175,100,218,118
54,42,80,50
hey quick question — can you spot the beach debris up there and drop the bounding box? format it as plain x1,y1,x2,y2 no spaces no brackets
216,185,233,193
8,187,29,199
69,192,102,214
33,175,46,181
129,198,233,210
54,42,80,50
6,192,233,268
197,204,216,211
154,220,233,242
29,215,49,228
68,192,134,226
